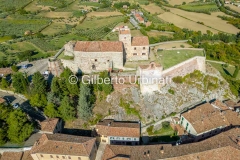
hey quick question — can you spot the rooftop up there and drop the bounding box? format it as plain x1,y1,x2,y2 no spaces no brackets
0,68,12,76
96,119,140,137
31,134,96,156
74,41,123,52
102,128,240,160
40,118,59,133
182,102,240,134
120,30,131,34
211,99,229,110
0,152,23,160
131,36,149,46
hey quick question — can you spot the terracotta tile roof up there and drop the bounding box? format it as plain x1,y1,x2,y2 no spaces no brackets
211,99,229,110
22,151,34,160
135,13,144,22
0,98,6,104
40,118,59,133
0,152,23,160
74,41,123,52
31,134,96,156
120,30,130,34
224,99,237,108
96,119,140,137
0,68,12,76
182,103,240,134
102,128,240,160
131,36,149,46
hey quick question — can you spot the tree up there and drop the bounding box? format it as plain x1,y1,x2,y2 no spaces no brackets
12,72,29,94
78,83,93,120
44,103,59,118
1,78,9,89
7,109,33,143
58,96,76,121
51,77,61,95
47,92,61,106
233,66,239,78
30,94,47,108
11,65,18,72
31,72,46,95
98,71,113,95
104,27,111,33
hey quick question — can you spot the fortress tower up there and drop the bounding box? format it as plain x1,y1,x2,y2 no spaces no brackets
118,26,131,59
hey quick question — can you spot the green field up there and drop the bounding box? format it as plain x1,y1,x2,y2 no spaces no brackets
157,49,205,69
179,4,219,13
0,36,12,43
79,1,101,7
37,0,74,8
209,62,240,80
41,23,67,36
0,0,32,10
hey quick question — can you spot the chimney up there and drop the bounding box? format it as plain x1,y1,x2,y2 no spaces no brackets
147,150,150,157
160,146,164,154
143,152,146,157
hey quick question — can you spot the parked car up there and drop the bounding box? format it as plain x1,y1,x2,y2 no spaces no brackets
12,103,20,109
21,64,28,69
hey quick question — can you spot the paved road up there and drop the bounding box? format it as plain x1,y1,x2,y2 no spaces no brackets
18,59,49,76
149,40,188,47
0,91,46,121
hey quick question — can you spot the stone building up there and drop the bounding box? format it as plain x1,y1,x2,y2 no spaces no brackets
180,102,240,141
95,119,141,145
30,134,97,160
39,118,63,134
62,26,149,73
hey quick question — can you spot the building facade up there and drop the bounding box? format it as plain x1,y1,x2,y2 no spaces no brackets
95,119,141,145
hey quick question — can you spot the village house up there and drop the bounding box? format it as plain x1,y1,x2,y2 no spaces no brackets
180,101,240,141
101,128,240,160
224,99,240,112
95,119,141,145
30,134,97,160
0,67,12,77
39,118,63,134
134,13,145,24
62,26,149,73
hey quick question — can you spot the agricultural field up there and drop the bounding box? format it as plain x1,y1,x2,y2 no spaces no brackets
87,12,123,17
179,3,219,13
226,4,240,13
0,19,50,36
147,30,174,38
156,49,204,69
131,30,144,37
0,36,12,43
41,23,67,36
135,0,149,5
159,7,240,34
29,38,57,52
24,1,42,12
0,0,32,11
37,11,73,18
168,0,196,6
158,12,218,33
79,1,101,7
36,0,75,8
209,62,240,80
141,3,165,14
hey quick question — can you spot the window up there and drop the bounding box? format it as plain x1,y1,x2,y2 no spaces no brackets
78,158,82,160
40,155,43,157
142,53,146,55
202,134,204,137
133,53,137,56
68,156,71,159
143,47,145,49
56,156,59,158
50,155,53,158
134,47,136,50
62,156,65,159
186,123,189,126
95,59,97,62
124,37,126,39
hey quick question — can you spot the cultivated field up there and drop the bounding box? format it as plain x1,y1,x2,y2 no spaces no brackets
157,49,204,69
141,3,165,14
226,4,240,13
25,1,42,12
41,23,66,36
38,12,73,18
159,7,240,34
87,12,123,17
158,12,218,33
147,30,174,38
168,0,196,5
131,30,144,36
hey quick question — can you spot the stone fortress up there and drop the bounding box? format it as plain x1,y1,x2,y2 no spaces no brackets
61,26,149,73
58,25,206,94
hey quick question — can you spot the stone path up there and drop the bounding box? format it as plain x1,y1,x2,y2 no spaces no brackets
95,143,107,160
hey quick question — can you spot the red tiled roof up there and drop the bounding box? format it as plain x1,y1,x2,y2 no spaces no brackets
40,118,59,133
211,99,229,110
131,36,149,46
120,30,130,34
0,152,23,160
102,128,240,160
96,119,140,137
74,41,123,52
0,98,6,104
31,134,96,156
0,68,12,76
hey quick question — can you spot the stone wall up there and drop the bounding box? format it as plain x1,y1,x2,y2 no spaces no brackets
162,56,206,78
129,45,149,61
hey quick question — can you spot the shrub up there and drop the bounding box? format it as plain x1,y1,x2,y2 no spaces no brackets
162,121,170,129
168,89,175,95
172,76,183,83
11,65,18,72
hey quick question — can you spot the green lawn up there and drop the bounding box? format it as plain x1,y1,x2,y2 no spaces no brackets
0,36,12,43
209,62,240,80
41,23,67,36
157,49,204,69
